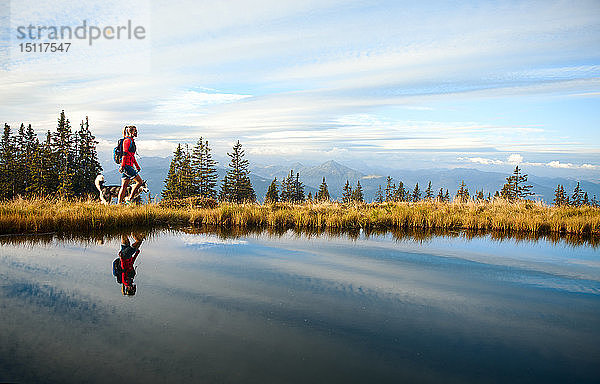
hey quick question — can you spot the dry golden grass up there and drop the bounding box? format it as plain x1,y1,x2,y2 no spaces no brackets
0,197,188,233
0,198,598,238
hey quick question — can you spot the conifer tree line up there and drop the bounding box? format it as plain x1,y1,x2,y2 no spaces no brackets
374,176,450,203
265,170,305,204
280,170,305,203
553,182,598,207
340,179,364,203
162,138,221,201
162,139,256,203
373,166,536,204
371,166,599,207
0,111,102,199
162,142,599,207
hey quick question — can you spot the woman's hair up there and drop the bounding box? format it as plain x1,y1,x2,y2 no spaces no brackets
123,125,137,137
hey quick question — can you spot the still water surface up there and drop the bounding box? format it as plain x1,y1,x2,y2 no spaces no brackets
1,229,599,383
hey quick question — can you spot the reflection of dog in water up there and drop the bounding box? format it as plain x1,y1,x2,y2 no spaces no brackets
95,174,149,205
113,232,144,296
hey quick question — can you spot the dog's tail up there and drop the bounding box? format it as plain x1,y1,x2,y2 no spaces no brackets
95,174,105,193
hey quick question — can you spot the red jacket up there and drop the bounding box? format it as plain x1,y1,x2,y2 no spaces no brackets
121,137,140,169
120,251,139,286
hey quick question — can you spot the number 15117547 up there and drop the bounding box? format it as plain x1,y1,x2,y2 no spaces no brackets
18,43,71,53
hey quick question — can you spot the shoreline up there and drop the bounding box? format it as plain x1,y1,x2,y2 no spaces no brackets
1,199,599,240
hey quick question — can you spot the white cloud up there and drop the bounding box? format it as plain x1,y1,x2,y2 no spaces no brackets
507,154,524,164
247,145,305,156
546,161,599,170
2,0,599,172
458,157,504,165
153,90,253,124
568,92,600,97
458,156,599,171
181,234,247,247
9,0,152,75
547,160,573,169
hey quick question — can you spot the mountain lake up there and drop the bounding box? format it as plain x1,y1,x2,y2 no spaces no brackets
1,228,599,383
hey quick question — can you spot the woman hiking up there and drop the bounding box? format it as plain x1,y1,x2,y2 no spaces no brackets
118,125,143,204
114,231,145,296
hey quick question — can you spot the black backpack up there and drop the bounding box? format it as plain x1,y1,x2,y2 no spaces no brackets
113,257,135,284
113,138,125,164
113,137,136,164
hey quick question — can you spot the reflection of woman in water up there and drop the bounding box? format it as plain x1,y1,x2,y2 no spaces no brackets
114,232,144,296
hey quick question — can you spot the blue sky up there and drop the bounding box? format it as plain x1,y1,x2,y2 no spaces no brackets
1,0,599,179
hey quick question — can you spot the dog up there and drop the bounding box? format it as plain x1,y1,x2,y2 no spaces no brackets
95,174,149,205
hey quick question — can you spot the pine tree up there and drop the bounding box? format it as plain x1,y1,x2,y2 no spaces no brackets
293,172,305,203
456,181,469,202
191,138,218,199
13,123,27,196
375,185,384,203
265,178,279,203
476,190,485,201
444,189,450,202
219,173,231,202
162,144,185,200
190,138,204,196
203,140,218,198
582,192,589,206
499,183,511,200
23,124,41,197
437,188,445,202
72,117,102,197
41,130,58,195
180,145,195,198
316,177,330,202
411,183,421,202
554,185,568,206
424,181,433,200
0,123,16,199
219,141,255,203
352,180,364,203
24,124,37,154
280,170,294,202
501,166,534,201
513,166,534,199
52,110,75,198
307,192,313,203
342,180,352,203
27,138,46,197
591,195,598,207
384,176,394,202
571,182,583,207
394,181,406,202
553,185,561,206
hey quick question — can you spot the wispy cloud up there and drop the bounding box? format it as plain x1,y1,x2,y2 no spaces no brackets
1,0,599,174
459,155,599,170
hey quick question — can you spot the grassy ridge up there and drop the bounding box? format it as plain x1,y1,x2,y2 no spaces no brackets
0,198,599,237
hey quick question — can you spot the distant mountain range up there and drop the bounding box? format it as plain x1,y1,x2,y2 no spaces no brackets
99,157,600,204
